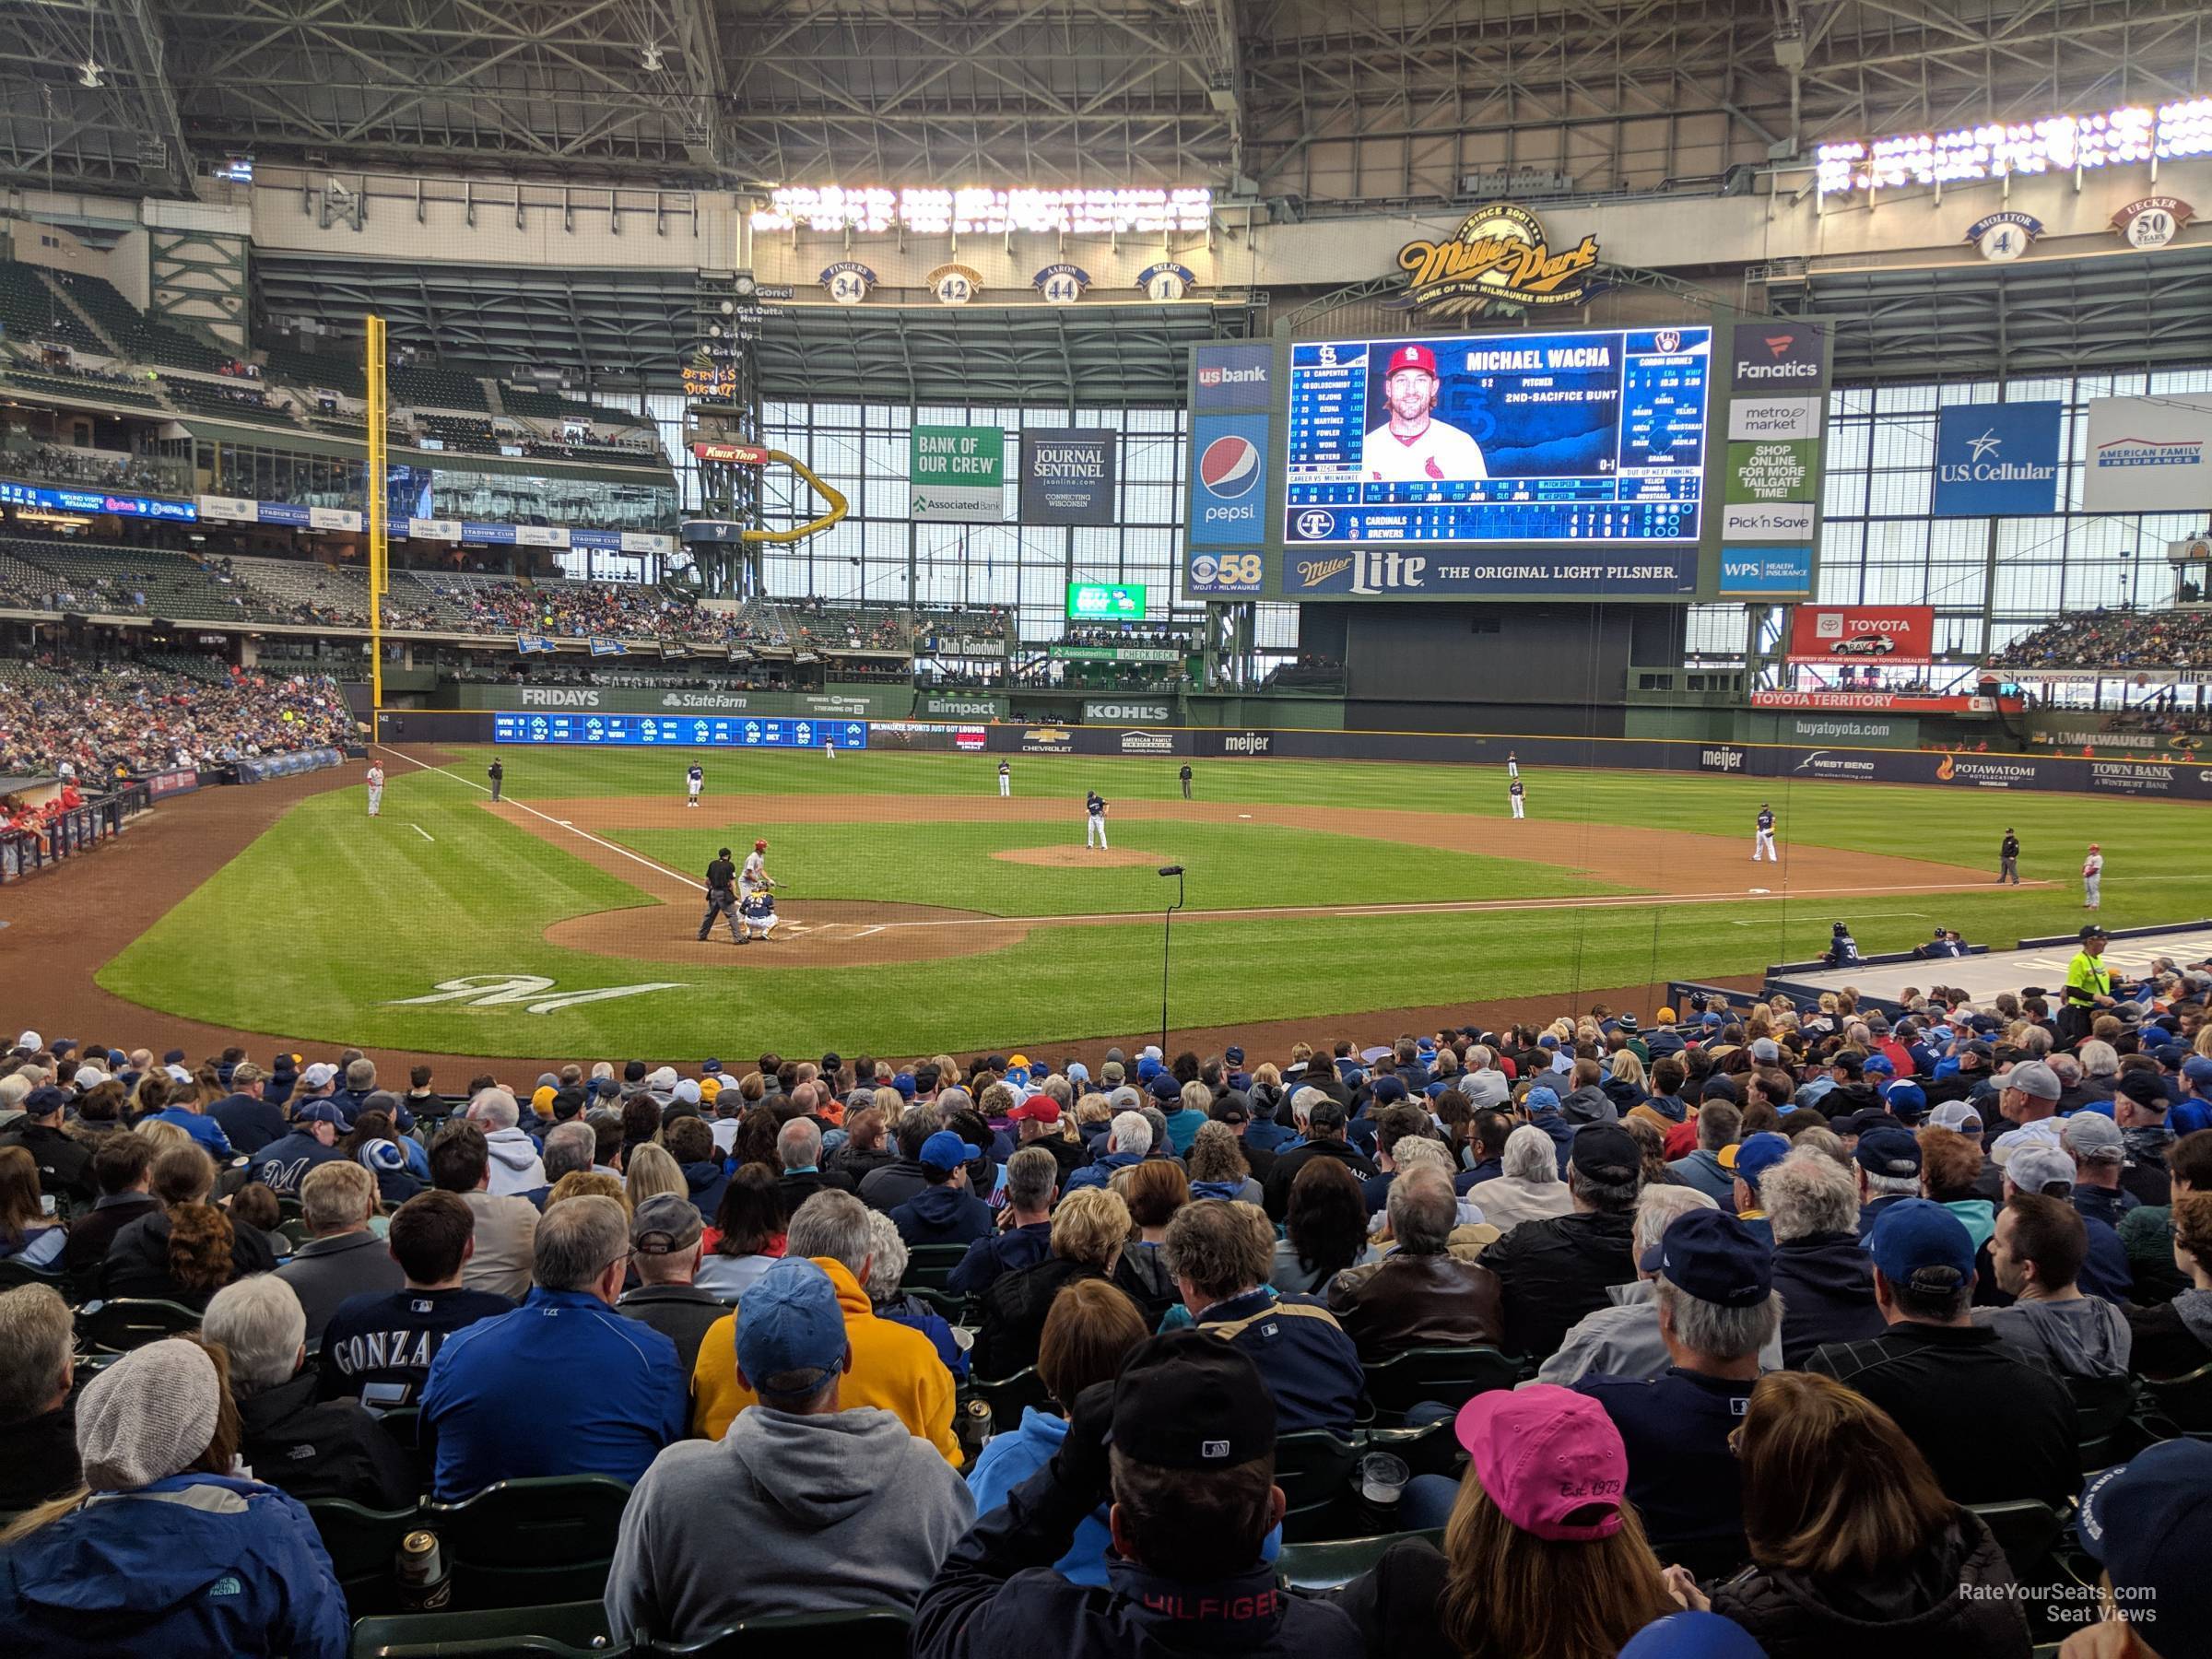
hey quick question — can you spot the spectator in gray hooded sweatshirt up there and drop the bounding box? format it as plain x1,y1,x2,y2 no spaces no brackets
605,1257,973,1644
1971,1192,2132,1381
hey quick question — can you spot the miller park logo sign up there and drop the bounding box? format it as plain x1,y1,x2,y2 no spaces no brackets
1394,204,1602,321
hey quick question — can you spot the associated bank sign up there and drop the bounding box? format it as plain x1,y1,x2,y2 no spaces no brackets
1931,401,2061,516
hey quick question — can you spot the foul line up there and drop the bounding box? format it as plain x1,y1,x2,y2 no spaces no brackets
410,823,435,842
372,745,704,896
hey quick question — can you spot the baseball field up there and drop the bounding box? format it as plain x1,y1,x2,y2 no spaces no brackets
70,742,2212,1064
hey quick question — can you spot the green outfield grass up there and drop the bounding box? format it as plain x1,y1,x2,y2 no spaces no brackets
94,744,2212,1058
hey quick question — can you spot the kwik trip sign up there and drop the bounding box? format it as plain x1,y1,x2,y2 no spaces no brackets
1394,204,1601,322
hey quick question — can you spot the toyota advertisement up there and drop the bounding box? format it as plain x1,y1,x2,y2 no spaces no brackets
1785,605,1935,665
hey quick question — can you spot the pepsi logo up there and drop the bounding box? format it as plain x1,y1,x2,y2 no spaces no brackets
1199,434,1260,499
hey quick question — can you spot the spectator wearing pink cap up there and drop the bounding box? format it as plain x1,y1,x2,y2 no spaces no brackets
1328,1386,1685,1659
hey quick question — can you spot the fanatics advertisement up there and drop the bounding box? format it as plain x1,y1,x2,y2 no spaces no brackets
1785,606,1936,665
1018,429,1117,525
1931,401,2062,517
1728,321,1830,392
1281,326,1712,547
2083,396,2212,512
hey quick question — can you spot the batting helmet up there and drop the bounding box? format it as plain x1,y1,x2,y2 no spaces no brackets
755,839,769,852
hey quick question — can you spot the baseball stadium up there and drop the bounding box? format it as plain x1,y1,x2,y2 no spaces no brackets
6,3,2212,1653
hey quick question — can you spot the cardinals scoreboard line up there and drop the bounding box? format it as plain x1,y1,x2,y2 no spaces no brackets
1182,314,1830,604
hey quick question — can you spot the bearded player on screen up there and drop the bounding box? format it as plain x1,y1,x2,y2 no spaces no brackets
1364,344,1488,484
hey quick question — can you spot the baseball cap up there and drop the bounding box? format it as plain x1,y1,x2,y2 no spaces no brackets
700,1058,724,1075
735,1258,848,1398
1523,1085,1559,1112
1454,1385,1627,1541
1570,1124,1641,1184
1148,1073,1182,1104
1883,1081,1928,1124
359,1139,406,1173
631,1193,704,1255
1639,1209,1773,1306
162,1048,186,1066
920,1130,981,1171
22,1087,68,1117
2007,1143,2077,1195
2005,1060,2062,1101
1862,1053,1895,1077
2062,1112,2127,1163
2184,1055,2212,1090
300,1062,338,1089
1854,1126,1923,1179
1929,1101,1983,1135
1111,1330,1276,1468
1865,1198,1975,1290
1384,343,1439,378
672,1078,702,1107
293,1100,345,1126
1109,1085,1143,1112
1006,1097,1061,1125
1224,1046,1244,1065
70,1067,108,1090
1371,1076,1408,1105
2077,1441,2212,1649
2081,922,2110,940
1748,1037,1780,1065
1700,1074,1741,1103
1066,1062,1090,1084
1208,1096,1250,1125
1618,1614,1769,1659
13,1030,38,1052
1731,1132,1792,1193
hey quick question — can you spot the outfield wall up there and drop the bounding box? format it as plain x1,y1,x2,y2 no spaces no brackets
371,710,2212,802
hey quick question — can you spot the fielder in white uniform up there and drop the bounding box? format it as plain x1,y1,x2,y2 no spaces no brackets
365,762,384,818
1508,778,1525,819
1753,805,1778,863
686,764,703,808
2083,844,2103,910
824,739,836,759
999,760,1012,798
1085,791,1110,849
741,839,775,900
1506,750,1519,779
1364,343,1488,483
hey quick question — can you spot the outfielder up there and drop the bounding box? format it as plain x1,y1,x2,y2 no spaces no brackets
1509,777,1525,819
2083,843,2103,910
1507,750,1519,780
1753,804,1778,863
741,838,775,900
697,846,740,942
365,761,384,818
1085,790,1110,849
686,763,704,808
999,760,1012,798
736,888,780,943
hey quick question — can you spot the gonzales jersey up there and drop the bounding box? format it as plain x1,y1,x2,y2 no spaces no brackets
1364,418,1489,483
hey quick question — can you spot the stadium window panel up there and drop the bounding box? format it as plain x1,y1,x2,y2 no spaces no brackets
1685,604,1747,656
1865,469,1932,516
1873,382,1938,414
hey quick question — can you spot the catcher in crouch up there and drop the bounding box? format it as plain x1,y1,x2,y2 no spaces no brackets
735,887,781,943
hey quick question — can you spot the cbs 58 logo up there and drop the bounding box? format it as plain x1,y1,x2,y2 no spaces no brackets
1191,553,1263,591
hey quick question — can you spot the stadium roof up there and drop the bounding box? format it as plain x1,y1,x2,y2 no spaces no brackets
5,1,2207,211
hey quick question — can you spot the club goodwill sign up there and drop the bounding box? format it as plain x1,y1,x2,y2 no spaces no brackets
1018,429,1117,525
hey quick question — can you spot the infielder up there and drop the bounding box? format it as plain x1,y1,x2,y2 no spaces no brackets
686,763,704,809
2083,843,2103,911
365,761,384,818
736,888,780,943
999,760,1012,798
697,846,740,942
1509,777,1526,819
1085,790,1110,849
1999,828,2021,885
741,838,775,900
1753,804,1778,863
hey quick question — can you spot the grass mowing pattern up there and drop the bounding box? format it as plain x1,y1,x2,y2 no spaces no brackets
96,745,2212,1058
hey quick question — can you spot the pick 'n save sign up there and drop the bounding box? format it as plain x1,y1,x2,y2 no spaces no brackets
909,425,1005,522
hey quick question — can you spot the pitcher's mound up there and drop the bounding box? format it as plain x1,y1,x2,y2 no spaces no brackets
993,845,1164,869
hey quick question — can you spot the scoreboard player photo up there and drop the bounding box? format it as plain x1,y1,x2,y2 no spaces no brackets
1364,344,1490,483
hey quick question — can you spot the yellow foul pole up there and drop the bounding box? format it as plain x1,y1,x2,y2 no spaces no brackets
365,315,388,732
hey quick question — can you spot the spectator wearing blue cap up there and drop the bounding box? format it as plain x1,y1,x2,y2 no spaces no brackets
2174,1053,2212,1137
1574,1207,1782,1570
1762,1150,1885,1368
890,1131,995,1247
606,1258,973,1645
243,1100,350,1197
1853,1124,1924,1234
2073,1440,2212,1659
1727,1133,1791,1248
1806,1199,2077,1507
1702,1370,2031,1654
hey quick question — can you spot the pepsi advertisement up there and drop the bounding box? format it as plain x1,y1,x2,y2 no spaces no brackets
1188,415,1267,547
1281,326,1711,547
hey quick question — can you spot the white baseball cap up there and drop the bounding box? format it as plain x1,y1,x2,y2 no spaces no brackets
300,1062,338,1088
15,1031,40,1052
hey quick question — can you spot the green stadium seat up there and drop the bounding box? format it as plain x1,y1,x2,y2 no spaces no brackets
1355,1345,1523,1423
634,1608,913,1658
76,1297,203,1352
2141,1362,2212,1436
894,1286,971,1324
348,1598,610,1657
0,1258,66,1291
1276,1430,1363,1542
1967,1499,2067,1584
1357,1417,1466,1479
420,1476,631,1611
965,1367,1050,1432
899,1244,970,1291
308,1497,421,1618
1275,1528,1443,1592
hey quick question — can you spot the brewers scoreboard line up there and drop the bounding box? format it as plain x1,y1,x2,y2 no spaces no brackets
1182,316,1830,604
494,713,872,749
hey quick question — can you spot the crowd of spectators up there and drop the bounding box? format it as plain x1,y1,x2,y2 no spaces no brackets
428,577,720,644
0,657,353,777
6,443,174,494
0,944,2210,1651
1995,607,2212,672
